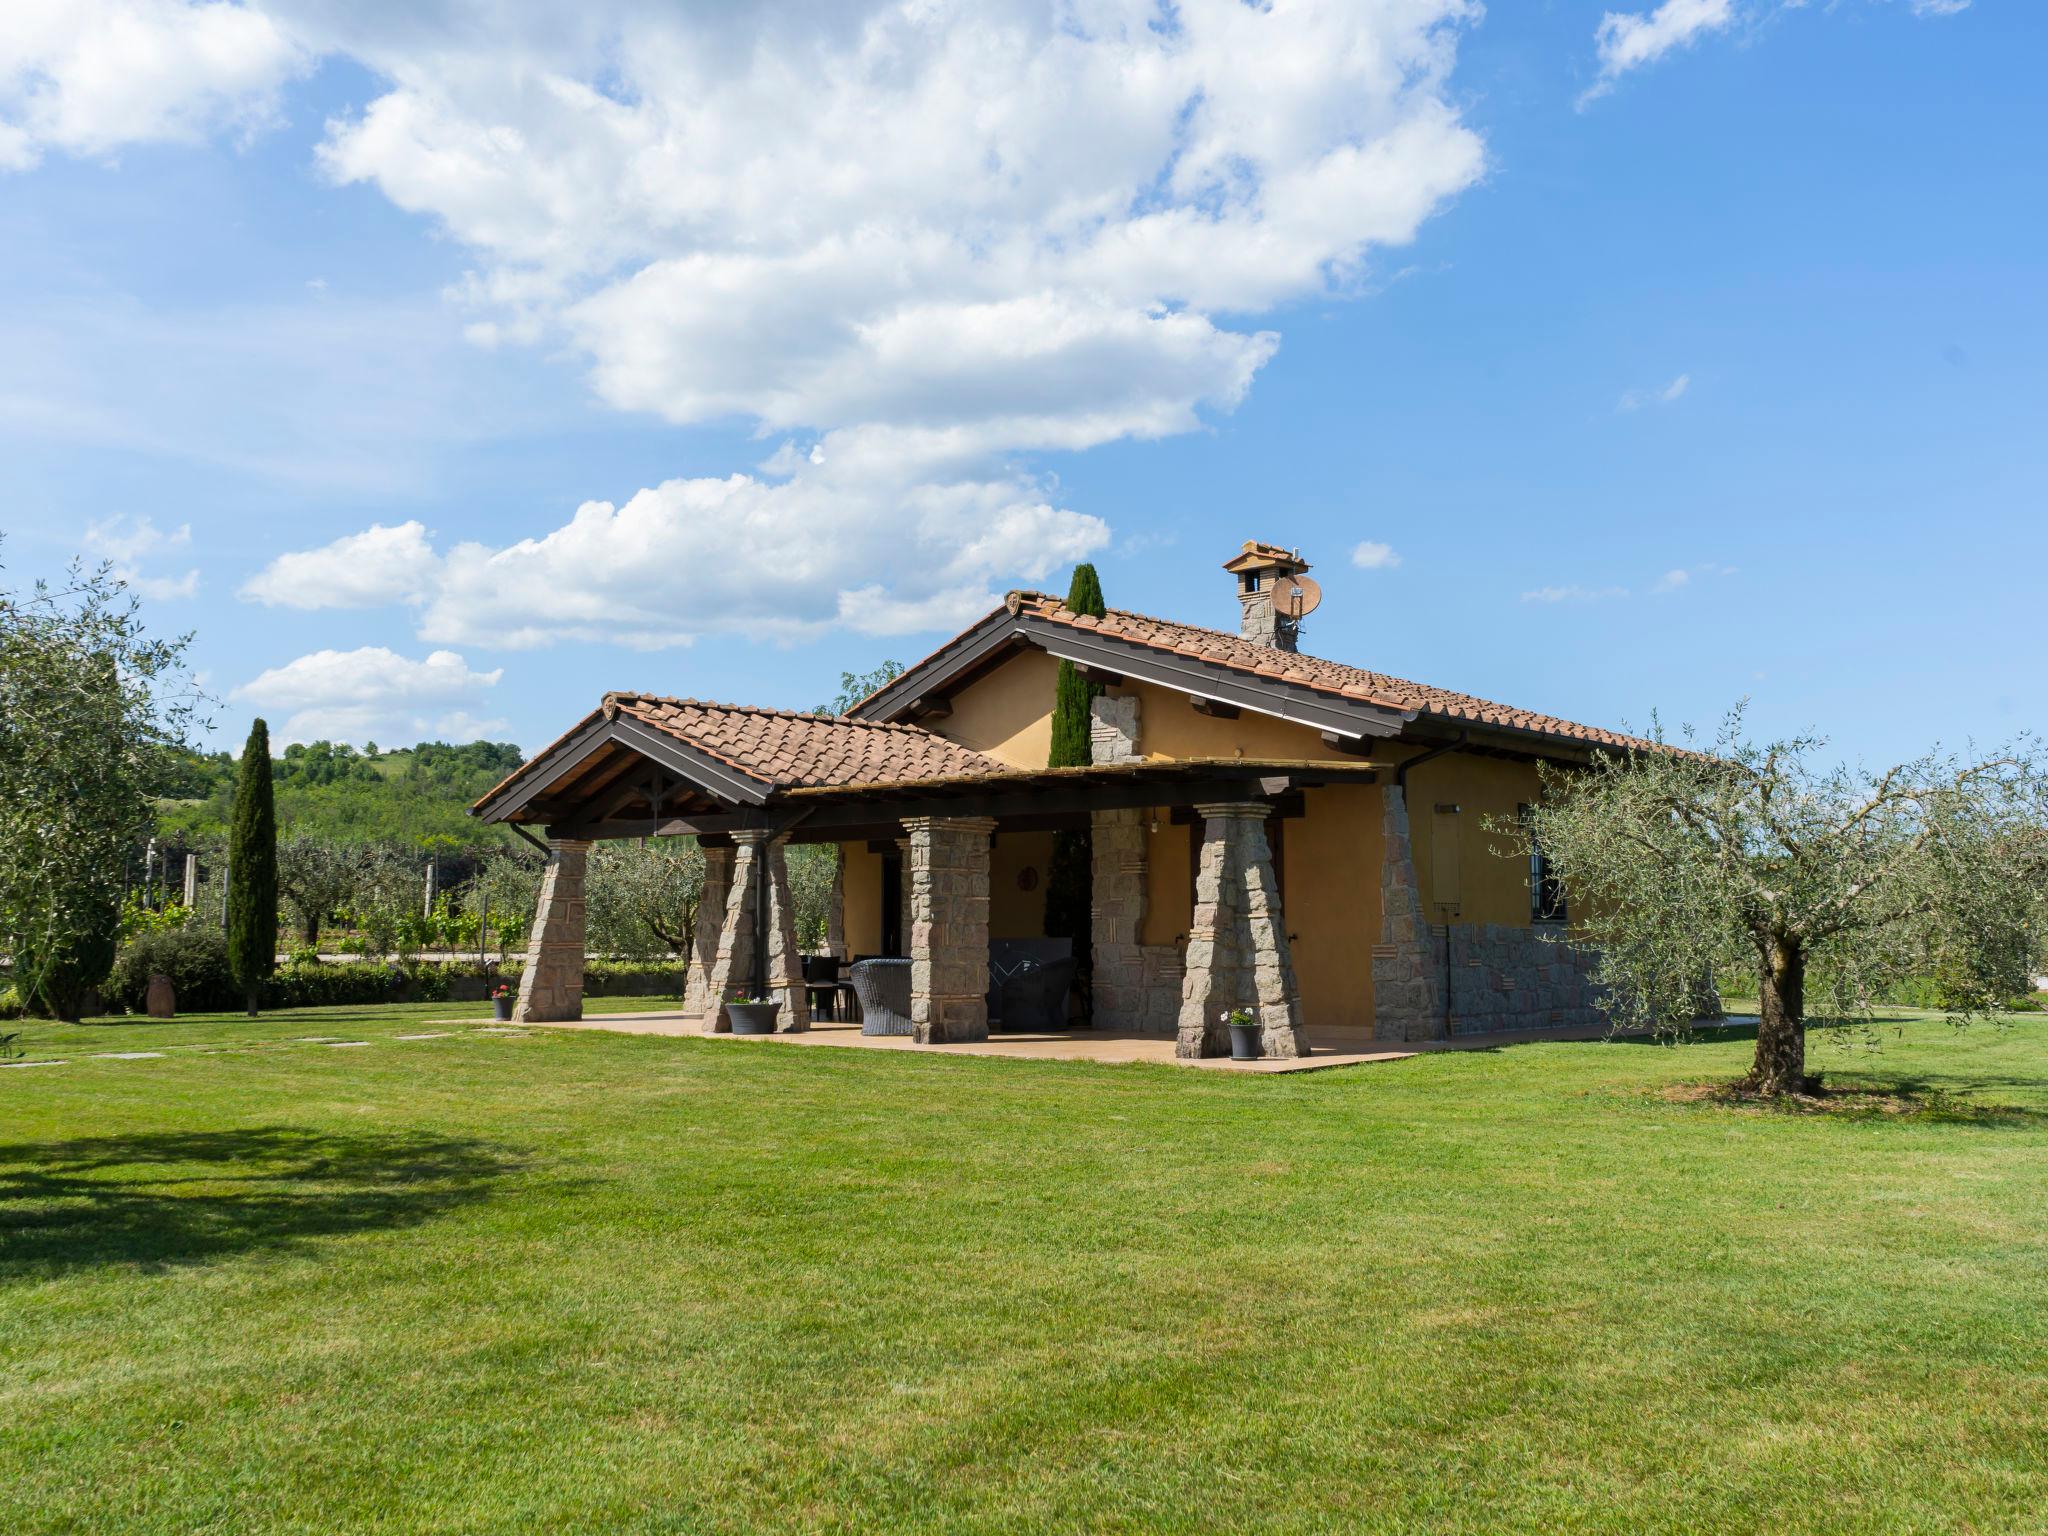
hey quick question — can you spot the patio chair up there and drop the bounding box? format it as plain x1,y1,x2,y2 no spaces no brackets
849,957,913,1036
990,955,1077,1034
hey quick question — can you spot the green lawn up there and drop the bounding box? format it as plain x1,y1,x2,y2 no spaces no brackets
4,1002,2046,1534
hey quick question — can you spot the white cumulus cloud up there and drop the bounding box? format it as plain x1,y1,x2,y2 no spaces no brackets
1521,584,1631,604
1584,0,1735,102
83,513,198,599
230,646,504,745
1351,540,1403,571
0,0,303,170
240,520,441,609
1618,372,1692,411
218,0,1487,645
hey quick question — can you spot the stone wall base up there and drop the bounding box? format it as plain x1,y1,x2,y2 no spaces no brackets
1446,922,1606,1035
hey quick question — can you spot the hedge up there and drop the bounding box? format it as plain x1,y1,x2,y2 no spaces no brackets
98,927,680,1014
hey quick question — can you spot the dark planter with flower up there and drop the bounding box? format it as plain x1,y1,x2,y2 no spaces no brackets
491,984,514,1022
727,994,780,1035
1223,1007,1261,1061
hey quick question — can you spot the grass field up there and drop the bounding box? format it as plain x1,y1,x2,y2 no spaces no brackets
3,1001,2046,1534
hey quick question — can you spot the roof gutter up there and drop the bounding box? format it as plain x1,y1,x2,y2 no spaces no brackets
1394,731,1467,792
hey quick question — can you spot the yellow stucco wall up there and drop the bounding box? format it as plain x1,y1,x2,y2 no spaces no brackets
884,644,1557,1027
1131,784,1382,1033
989,830,1054,938
1388,749,1545,925
837,831,1054,953
841,840,884,956
927,647,1058,768
1114,677,1361,763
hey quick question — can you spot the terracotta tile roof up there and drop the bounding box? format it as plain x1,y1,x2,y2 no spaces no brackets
1007,593,1659,753
605,694,1004,789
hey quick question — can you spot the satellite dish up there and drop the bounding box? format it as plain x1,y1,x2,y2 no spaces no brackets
1272,572,1322,620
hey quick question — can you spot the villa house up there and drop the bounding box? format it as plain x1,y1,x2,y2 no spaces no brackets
473,541,1652,1058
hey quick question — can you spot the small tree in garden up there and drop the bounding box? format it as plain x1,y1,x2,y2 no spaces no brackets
1043,563,1106,972
0,552,201,1019
276,835,367,949
587,841,705,960
1508,708,2048,1097
226,719,279,1015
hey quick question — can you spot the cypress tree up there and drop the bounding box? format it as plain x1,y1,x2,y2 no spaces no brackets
1043,564,1106,995
226,717,278,1016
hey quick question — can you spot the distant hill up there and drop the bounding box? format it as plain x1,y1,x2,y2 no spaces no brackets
156,739,528,849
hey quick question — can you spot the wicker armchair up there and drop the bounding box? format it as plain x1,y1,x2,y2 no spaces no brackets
849,958,913,1036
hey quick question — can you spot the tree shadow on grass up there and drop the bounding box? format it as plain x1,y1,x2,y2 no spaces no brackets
1660,1078,2048,1128
0,1126,529,1279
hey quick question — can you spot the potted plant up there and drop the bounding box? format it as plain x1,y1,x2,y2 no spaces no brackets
1222,1006,1260,1061
726,991,781,1035
491,983,515,1022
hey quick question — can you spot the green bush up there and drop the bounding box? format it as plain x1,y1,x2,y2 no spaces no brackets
108,925,239,1013
98,946,682,1014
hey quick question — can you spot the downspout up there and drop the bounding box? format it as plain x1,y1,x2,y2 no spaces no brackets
1394,732,1466,1040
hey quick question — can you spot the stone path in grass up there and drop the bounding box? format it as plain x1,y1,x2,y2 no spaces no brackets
1,1025,530,1071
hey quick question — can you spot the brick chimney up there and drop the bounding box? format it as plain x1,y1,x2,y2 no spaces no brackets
1223,541,1311,652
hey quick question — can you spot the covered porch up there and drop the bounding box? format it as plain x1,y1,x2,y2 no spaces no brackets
471,697,1379,1060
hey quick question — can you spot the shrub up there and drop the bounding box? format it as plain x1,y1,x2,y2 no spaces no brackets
108,925,238,1013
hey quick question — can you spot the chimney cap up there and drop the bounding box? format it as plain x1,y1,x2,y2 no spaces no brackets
1222,540,1310,577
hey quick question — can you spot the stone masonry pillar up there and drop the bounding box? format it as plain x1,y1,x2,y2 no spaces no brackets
1371,785,1447,1042
1090,808,1148,1029
905,816,997,1044
697,830,807,1033
682,841,734,1023
1175,804,1307,1059
514,838,590,1023
757,833,808,1032
700,833,766,1033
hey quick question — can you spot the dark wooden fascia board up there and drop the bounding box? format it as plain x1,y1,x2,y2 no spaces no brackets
1022,621,1408,741
476,715,773,823
545,769,1341,843
474,713,617,823
606,715,774,806
844,608,1019,720
851,607,1410,743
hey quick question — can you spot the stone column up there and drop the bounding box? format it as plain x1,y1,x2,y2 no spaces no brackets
681,842,734,1023
1090,807,1148,1029
905,816,997,1044
757,834,808,1032
1175,804,1307,1059
700,834,764,1033
513,838,590,1023
1371,785,1447,1042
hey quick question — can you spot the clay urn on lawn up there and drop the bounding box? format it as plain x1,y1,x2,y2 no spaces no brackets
145,973,176,1019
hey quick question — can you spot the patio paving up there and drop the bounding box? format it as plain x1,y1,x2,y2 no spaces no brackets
536,1014,1400,1072
520,1012,1721,1072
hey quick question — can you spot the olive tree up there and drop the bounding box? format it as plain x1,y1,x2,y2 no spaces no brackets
587,840,705,959
0,555,201,1019
1507,709,2048,1096
276,835,369,949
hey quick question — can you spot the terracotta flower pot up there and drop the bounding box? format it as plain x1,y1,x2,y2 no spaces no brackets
145,973,176,1019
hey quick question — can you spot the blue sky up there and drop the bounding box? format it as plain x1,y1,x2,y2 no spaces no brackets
2,1,2040,767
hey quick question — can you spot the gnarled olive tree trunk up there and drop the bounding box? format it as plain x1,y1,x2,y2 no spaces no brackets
1750,934,1807,1095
